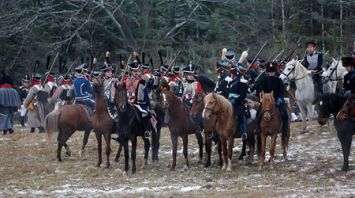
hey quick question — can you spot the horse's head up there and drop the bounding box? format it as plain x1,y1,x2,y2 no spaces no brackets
92,78,104,95
260,91,275,121
161,90,171,110
114,82,128,112
191,92,205,119
203,92,220,120
280,59,298,84
318,93,347,125
336,96,355,121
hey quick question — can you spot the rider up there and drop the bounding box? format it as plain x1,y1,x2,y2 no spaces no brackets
256,62,290,136
100,62,118,117
182,63,203,106
135,72,152,139
302,41,324,95
228,63,249,140
169,65,184,98
73,64,95,110
215,60,232,98
342,56,355,96
123,60,141,104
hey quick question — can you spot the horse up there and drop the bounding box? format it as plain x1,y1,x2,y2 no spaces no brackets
202,92,235,171
191,92,256,167
258,91,288,170
161,90,204,170
191,92,223,167
322,59,346,94
45,103,92,162
113,83,151,174
280,59,316,132
92,78,113,168
318,93,355,171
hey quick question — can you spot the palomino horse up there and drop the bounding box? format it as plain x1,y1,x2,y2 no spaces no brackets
258,91,288,170
318,93,355,171
161,90,203,170
322,59,346,94
45,103,92,162
92,78,113,168
114,83,151,174
203,93,235,171
280,59,316,132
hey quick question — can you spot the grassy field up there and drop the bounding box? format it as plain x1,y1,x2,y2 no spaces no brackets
0,121,354,197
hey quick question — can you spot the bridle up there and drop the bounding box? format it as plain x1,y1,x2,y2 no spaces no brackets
261,98,275,120
323,60,342,82
281,62,308,81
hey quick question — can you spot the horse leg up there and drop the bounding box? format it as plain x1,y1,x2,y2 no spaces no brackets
204,132,212,168
258,133,266,170
339,133,351,172
57,142,64,162
131,136,137,174
239,140,247,160
170,134,178,171
63,143,72,156
221,137,228,170
269,134,277,169
282,133,289,161
152,125,161,162
104,130,111,169
79,128,91,157
182,135,189,169
143,136,150,166
217,138,223,166
115,143,122,162
299,105,307,132
195,132,203,164
226,137,234,172
95,132,102,167
123,141,129,172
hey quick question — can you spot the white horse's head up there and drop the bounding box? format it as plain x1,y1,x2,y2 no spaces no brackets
322,58,346,82
279,59,308,84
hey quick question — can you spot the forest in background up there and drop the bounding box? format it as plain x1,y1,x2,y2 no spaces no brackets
0,0,354,83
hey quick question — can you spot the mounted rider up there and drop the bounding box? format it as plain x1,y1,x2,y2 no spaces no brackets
256,62,290,136
169,65,184,98
302,41,324,95
342,56,355,96
214,48,235,98
228,63,249,140
122,59,141,104
182,63,202,106
73,64,95,111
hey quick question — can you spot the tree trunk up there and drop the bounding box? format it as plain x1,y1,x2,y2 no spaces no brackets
339,0,343,55
281,0,286,43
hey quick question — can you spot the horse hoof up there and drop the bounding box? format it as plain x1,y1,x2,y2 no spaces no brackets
226,167,232,172
221,165,226,170
79,150,84,158
204,163,211,168
57,158,62,162
97,163,101,168
65,152,71,157
114,158,119,163
106,164,110,169
170,167,175,171
238,155,244,160
341,167,349,172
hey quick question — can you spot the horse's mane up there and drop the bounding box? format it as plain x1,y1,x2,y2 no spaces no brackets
320,93,347,114
205,93,233,116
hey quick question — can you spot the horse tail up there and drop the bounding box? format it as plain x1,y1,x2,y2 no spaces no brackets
45,109,60,141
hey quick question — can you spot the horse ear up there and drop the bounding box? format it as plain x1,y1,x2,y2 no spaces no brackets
271,91,274,96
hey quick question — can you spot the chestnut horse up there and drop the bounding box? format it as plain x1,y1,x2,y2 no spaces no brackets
203,93,235,171
92,79,113,168
161,90,203,170
258,91,288,170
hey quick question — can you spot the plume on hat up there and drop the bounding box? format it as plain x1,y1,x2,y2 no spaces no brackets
221,48,227,60
238,50,248,64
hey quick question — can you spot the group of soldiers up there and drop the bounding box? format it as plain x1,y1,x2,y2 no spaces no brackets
1,40,354,138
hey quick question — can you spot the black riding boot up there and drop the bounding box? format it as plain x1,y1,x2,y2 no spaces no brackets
254,106,262,135
280,104,290,136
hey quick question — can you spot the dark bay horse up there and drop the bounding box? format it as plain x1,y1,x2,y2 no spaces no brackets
203,92,236,171
161,90,204,170
337,94,355,121
92,79,113,168
318,93,355,171
258,91,288,170
114,83,151,174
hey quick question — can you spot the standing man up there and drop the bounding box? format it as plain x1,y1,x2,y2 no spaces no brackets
302,41,324,95
18,75,31,127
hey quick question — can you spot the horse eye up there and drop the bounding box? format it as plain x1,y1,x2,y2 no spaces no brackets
288,68,291,70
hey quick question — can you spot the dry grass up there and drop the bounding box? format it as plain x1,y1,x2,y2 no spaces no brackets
0,121,354,197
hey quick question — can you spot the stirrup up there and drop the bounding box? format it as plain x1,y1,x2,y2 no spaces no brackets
242,133,248,141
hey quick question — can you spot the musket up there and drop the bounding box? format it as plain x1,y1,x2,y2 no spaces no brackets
62,57,79,79
279,38,301,64
42,53,59,87
119,54,132,81
243,40,268,75
271,49,285,62
163,50,181,76
31,61,40,83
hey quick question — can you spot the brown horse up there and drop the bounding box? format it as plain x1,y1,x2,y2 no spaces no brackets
258,91,288,170
191,92,223,167
337,94,355,121
45,104,92,162
92,78,113,168
203,92,235,171
161,90,203,170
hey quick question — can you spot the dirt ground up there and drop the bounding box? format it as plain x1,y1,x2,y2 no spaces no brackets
0,121,354,198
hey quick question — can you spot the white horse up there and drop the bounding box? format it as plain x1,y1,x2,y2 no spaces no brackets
280,59,316,132
322,58,347,94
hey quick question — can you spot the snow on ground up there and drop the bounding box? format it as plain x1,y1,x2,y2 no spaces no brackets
0,121,354,197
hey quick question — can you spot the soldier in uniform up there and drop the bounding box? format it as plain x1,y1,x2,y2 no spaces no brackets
0,71,21,134
342,56,355,95
214,60,232,98
123,60,141,104
18,75,31,127
101,62,118,117
256,62,290,136
44,71,57,97
73,64,95,110
228,65,249,140
23,73,46,133
302,41,324,95
169,65,184,98
182,64,202,106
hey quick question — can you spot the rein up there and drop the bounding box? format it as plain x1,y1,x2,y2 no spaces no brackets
281,63,309,81
324,61,342,82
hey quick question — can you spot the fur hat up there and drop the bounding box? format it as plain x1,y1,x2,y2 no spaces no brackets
265,62,278,72
341,56,355,67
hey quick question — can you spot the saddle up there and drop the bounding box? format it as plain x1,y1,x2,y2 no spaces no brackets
77,103,94,118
